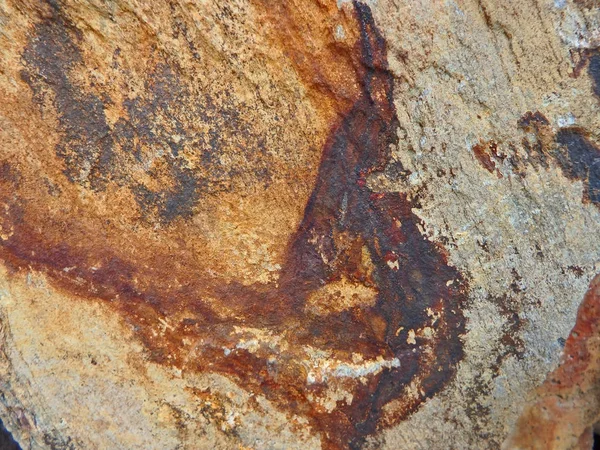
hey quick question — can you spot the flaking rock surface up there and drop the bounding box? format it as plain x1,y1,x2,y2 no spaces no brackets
0,0,599,449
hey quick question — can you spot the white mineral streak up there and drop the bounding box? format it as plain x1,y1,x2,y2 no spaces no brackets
303,346,401,385
227,326,287,354
0,268,322,449
223,328,402,385
556,2,600,49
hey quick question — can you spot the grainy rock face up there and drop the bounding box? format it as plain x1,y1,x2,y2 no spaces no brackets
504,274,600,450
0,0,599,449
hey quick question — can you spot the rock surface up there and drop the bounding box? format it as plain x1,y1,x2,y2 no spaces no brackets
504,274,600,450
0,0,599,449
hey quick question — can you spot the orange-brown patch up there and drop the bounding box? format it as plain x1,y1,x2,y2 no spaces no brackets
0,1,467,448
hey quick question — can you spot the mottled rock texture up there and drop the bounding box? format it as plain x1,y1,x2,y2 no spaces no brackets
0,0,599,449
504,274,600,450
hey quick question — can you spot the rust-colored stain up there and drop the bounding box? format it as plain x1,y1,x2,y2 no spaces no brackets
0,1,467,448
505,274,600,449
519,112,600,207
472,140,503,178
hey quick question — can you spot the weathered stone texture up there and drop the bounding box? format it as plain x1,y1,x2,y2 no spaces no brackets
0,0,599,449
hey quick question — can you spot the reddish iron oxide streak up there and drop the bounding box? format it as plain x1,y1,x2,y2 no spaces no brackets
547,274,600,391
472,143,497,174
177,4,466,447
2,2,467,449
472,141,503,178
270,4,466,445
